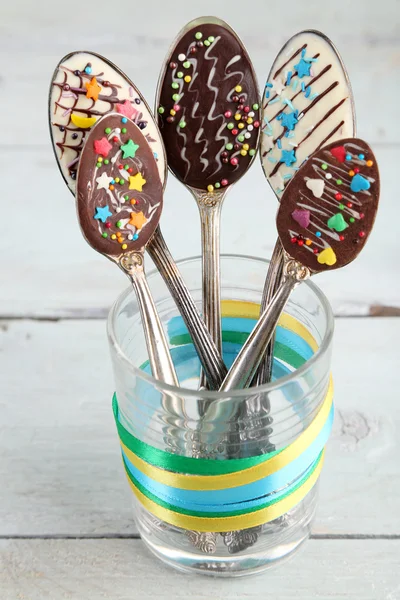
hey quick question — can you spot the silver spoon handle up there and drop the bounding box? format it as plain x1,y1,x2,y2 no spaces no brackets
252,239,285,385
219,260,311,393
198,200,223,355
120,252,178,386
147,226,227,390
194,191,225,389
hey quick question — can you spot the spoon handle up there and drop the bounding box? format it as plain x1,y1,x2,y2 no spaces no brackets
147,226,228,390
252,239,285,385
122,253,178,387
219,259,311,393
194,191,225,388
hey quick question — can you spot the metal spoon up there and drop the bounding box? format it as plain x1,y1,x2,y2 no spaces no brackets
48,50,227,389
218,138,379,393
156,16,261,387
75,112,186,427
255,29,356,385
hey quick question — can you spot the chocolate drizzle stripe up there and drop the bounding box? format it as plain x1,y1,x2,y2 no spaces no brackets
316,121,345,150
264,52,320,109
266,96,347,155
273,44,307,79
268,82,340,177
296,98,347,147
264,65,334,121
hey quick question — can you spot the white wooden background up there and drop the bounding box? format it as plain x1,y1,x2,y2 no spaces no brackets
1,0,399,597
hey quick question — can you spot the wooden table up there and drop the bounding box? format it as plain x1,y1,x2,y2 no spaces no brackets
1,1,399,597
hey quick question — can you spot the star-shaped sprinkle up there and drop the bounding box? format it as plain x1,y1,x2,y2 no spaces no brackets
270,77,285,95
129,172,146,191
121,139,139,159
96,172,113,190
94,137,112,157
294,59,311,78
85,77,102,101
280,149,297,166
94,205,112,223
277,110,299,131
116,100,138,120
128,211,147,230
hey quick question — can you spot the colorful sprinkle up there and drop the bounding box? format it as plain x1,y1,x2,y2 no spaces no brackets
321,163,328,170
195,32,202,40
184,75,191,83
183,61,190,69
316,231,321,237
207,185,214,192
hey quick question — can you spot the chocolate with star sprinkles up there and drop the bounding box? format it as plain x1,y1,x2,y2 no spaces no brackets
77,113,163,256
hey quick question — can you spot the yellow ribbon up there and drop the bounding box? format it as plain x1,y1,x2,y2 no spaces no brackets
120,377,332,491
221,300,319,352
125,450,325,532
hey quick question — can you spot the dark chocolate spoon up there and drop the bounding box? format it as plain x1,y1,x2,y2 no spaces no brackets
156,16,261,386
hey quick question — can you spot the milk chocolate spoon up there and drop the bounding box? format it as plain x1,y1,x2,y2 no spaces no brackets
75,113,185,398
156,16,261,386
256,30,356,385
216,138,379,392
49,51,227,389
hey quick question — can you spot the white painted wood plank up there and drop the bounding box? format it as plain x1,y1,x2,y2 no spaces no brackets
1,539,399,599
0,0,398,144
1,318,399,536
0,145,398,317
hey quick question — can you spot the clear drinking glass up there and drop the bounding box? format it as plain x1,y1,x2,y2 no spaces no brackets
107,254,334,577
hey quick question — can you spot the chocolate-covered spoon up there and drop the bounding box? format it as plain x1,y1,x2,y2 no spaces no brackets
218,139,379,391
256,30,356,385
49,51,227,389
156,17,261,386
76,113,183,395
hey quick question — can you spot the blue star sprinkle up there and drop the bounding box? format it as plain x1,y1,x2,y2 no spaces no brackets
280,149,297,166
277,110,299,131
294,58,311,78
94,205,112,223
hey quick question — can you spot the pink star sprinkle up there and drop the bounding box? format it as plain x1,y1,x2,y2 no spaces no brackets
93,137,113,157
116,100,138,120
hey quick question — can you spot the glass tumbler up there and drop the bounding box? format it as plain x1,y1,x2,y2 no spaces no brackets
107,254,334,577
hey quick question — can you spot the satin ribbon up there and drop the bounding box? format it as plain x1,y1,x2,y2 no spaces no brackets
121,403,333,511
113,304,332,532
123,450,325,532
115,378,332,491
